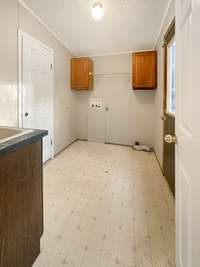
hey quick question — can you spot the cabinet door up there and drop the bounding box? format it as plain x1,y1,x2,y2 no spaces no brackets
71,58,93,90
132,51,157,89
88,58,94,90
0,141,43,267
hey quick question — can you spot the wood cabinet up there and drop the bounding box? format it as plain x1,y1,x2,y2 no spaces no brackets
71,57,93,90
132,51,157,89
0,140,43,267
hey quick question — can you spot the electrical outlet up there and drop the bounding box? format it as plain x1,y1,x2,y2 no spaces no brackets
90,98,103,110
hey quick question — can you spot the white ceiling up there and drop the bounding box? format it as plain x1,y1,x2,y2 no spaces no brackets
22,0,169,56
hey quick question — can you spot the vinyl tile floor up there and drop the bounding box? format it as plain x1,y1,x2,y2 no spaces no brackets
33,141,175,267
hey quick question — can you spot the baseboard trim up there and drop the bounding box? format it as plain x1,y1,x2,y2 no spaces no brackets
105,142,132,147
75,139,132,148
154,151,164,175
54,139,78,157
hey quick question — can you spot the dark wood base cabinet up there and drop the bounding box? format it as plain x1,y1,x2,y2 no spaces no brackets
0,140,43,267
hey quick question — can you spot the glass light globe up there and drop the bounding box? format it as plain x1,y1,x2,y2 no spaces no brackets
92,2,104,21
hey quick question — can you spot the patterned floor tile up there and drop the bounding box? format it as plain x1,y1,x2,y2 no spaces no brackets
37,141,175,267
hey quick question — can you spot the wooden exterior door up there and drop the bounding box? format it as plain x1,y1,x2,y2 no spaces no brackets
163,113,175,195
163,19,176,196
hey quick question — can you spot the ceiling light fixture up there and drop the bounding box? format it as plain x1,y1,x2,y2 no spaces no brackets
92,2,104,21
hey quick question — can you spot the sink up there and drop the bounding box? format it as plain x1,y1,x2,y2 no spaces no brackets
0,127,33,144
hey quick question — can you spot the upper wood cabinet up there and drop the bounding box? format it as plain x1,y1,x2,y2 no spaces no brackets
132,51,157,90
71,57,94,90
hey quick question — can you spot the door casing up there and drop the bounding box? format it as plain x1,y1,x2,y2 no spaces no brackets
18,29,54,160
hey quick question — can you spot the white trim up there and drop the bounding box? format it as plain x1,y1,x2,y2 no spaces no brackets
17,0,168,58
18,29,54,53
153,0,174,48
18,29,23,128
79,48,155,58
18,0,74,55
18,29,55,159
50,46,55,159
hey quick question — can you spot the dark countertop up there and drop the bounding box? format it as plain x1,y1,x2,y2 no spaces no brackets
0,128,48,158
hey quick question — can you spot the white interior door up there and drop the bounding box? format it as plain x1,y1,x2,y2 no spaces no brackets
105,100,132,145
105,81,133,146
176,0,200,266
22,34,53,163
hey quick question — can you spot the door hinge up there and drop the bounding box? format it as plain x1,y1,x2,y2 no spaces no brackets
51,139,53,146
50,64,53,70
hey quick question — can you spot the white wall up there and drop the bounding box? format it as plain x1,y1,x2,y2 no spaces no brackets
154,0,175,167
18,4,77,154
0,0,18,127
0,0,76,155
0,0,175,155
75,54,156,147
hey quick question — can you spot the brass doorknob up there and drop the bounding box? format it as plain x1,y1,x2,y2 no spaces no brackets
161,115,166,121
165,134,177,144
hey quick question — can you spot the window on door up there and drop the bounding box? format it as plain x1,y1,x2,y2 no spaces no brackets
167,39,176,115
